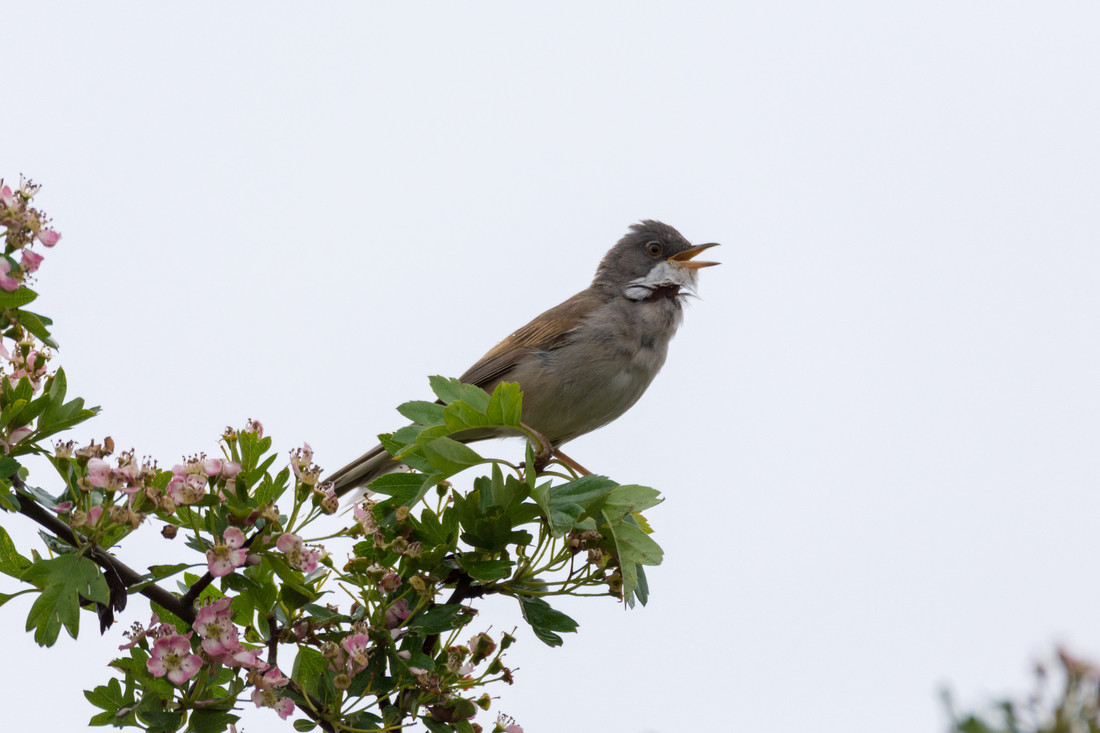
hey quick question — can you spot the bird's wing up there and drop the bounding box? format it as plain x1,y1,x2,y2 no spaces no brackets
459,289,604,389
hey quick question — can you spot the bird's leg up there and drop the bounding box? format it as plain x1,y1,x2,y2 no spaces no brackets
550,448,592,476
521,423,556,473
519,422,593,477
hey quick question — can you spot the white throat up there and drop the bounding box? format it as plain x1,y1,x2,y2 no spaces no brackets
623,261,699,301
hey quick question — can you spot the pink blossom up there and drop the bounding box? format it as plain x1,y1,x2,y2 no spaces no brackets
379,572,402,592
86,457,111,488
353,501,378,534
0,185,12,208
206,527,248,577
275,532,321,573
85,505,103,525
52,501,73,514
220,461,242,478
194,597,236,655
290,442,316,482
202,458,223,476
225,645,263,668
342,632,371,674
147,633,202,684
251,667,294,719
245,419,263,438
0,260,19,292
193,597,263,667
384,598,411,629
20,249,43,274
167,470,206,505
37,229,60,247
408,666,428,675
120,612,166,650
506,726,524,733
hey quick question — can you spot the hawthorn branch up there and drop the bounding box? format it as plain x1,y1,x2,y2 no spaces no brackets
12,478,197,625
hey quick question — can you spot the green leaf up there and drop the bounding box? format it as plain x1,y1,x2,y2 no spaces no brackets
0,525,32,578
13,309,57,348
428,376,490,410
147,563,190,580
8,392,51,430
21,554,110,645
420,436,484,475
457,558,513,582
396,400,446,425
280,582,315,612
442,399,493,432
292,646,333,702
32,369,99,442
188,709,240,733
378,431,435,474
0,286,37,309
602,513,663,608
422,718,453,733
517,595,579,647
485,381,523,427
412,603,467,633
84,676,127,711
534,474,619,535
602,484,662,520
368,472,424,502
0,589,32,609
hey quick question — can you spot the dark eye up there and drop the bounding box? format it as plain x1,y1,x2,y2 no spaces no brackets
646,241,663,257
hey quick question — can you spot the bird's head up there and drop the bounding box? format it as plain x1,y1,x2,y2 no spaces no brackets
593,220,720,301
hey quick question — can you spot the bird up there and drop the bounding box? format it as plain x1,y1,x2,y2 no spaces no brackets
328,220,719,497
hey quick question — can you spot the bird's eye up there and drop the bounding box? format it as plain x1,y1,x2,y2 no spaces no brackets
646,241,663,257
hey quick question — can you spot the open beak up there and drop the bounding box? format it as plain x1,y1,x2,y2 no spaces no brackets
669,242,721,270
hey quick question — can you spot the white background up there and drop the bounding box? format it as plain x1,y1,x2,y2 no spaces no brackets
2,3,1099,731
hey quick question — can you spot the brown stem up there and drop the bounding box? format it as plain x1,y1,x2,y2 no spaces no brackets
12,480,197,625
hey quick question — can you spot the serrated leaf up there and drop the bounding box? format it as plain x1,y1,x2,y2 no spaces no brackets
292,646,332,702
188,708,240,733
412,603,466,633
602,484,662,520
602,513,663,608
428,376,491,410
457,558,513,582
534,474,618,535
0,525,32,578
517,595,578,647
485,381,523,427
147,563,190,580
21,554,110,645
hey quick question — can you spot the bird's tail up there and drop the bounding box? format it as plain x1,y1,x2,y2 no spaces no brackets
327,443,402,499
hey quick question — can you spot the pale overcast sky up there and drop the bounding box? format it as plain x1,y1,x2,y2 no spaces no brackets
3,3,1100,732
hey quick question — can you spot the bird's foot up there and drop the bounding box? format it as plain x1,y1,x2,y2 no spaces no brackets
520,423,591,476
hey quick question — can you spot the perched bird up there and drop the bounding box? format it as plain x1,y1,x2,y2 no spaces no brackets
329,220,719,497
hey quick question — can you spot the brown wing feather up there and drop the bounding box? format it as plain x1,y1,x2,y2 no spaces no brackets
459,288,604,389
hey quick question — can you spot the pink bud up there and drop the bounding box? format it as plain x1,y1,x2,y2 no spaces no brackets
20,250,43,274
9,426,32,444
38,229,60,247
0,260,19,292
0,186,13,208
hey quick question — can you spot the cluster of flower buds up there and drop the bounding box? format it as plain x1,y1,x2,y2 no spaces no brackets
290,442,322,487
0,178,60,292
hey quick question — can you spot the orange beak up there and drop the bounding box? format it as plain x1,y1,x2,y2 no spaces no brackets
669,242,721,270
